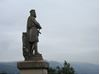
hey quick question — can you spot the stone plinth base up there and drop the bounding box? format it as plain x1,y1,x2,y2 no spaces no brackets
19,69,47,74
17,61,49,74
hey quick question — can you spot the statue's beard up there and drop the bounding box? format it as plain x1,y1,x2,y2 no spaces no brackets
34,15,36,18
31,14,36,18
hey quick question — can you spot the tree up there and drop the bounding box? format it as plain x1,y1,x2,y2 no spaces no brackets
48,67,57,74
61,61,75,74
48,61,75,74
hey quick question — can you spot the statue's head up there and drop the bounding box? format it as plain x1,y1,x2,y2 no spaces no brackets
30,9,36,18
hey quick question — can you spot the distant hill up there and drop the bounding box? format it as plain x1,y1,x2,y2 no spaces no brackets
0,61,99,74
0,62,19,74
71,62,99,74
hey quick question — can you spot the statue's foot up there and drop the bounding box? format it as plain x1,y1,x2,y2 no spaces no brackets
35,52,41,55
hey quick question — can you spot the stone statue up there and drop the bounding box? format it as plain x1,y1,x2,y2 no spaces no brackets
17,10,48,74
22,9,42,61
27,10,42,55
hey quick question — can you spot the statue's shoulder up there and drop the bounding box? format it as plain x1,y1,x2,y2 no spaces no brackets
29,16,35,20
27,16,35,22
28,16,31,19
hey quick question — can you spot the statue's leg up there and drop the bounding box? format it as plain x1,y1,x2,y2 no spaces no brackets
29,42,34,56
34,42,38,54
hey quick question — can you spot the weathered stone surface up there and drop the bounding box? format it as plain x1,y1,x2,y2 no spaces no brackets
22,9,42,61
17,61,49,74
17,61,49,69
22,32,43,61
19,69,48,74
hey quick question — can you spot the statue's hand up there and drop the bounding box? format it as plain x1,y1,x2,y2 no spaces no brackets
37,26,42,29
39,26,42,29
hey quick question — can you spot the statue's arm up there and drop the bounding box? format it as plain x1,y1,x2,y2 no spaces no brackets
27,17,33,29
32,17,42,29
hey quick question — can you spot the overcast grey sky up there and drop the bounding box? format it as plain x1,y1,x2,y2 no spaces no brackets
0,0,99,64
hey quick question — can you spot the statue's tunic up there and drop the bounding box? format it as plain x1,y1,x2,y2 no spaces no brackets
27,16,40,42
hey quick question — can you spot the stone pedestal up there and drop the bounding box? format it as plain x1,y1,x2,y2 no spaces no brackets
17,61,49,74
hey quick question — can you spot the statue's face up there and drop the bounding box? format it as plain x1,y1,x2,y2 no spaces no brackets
30,11,36,18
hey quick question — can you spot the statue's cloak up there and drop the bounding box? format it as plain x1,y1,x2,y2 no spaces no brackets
27,16,39,42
